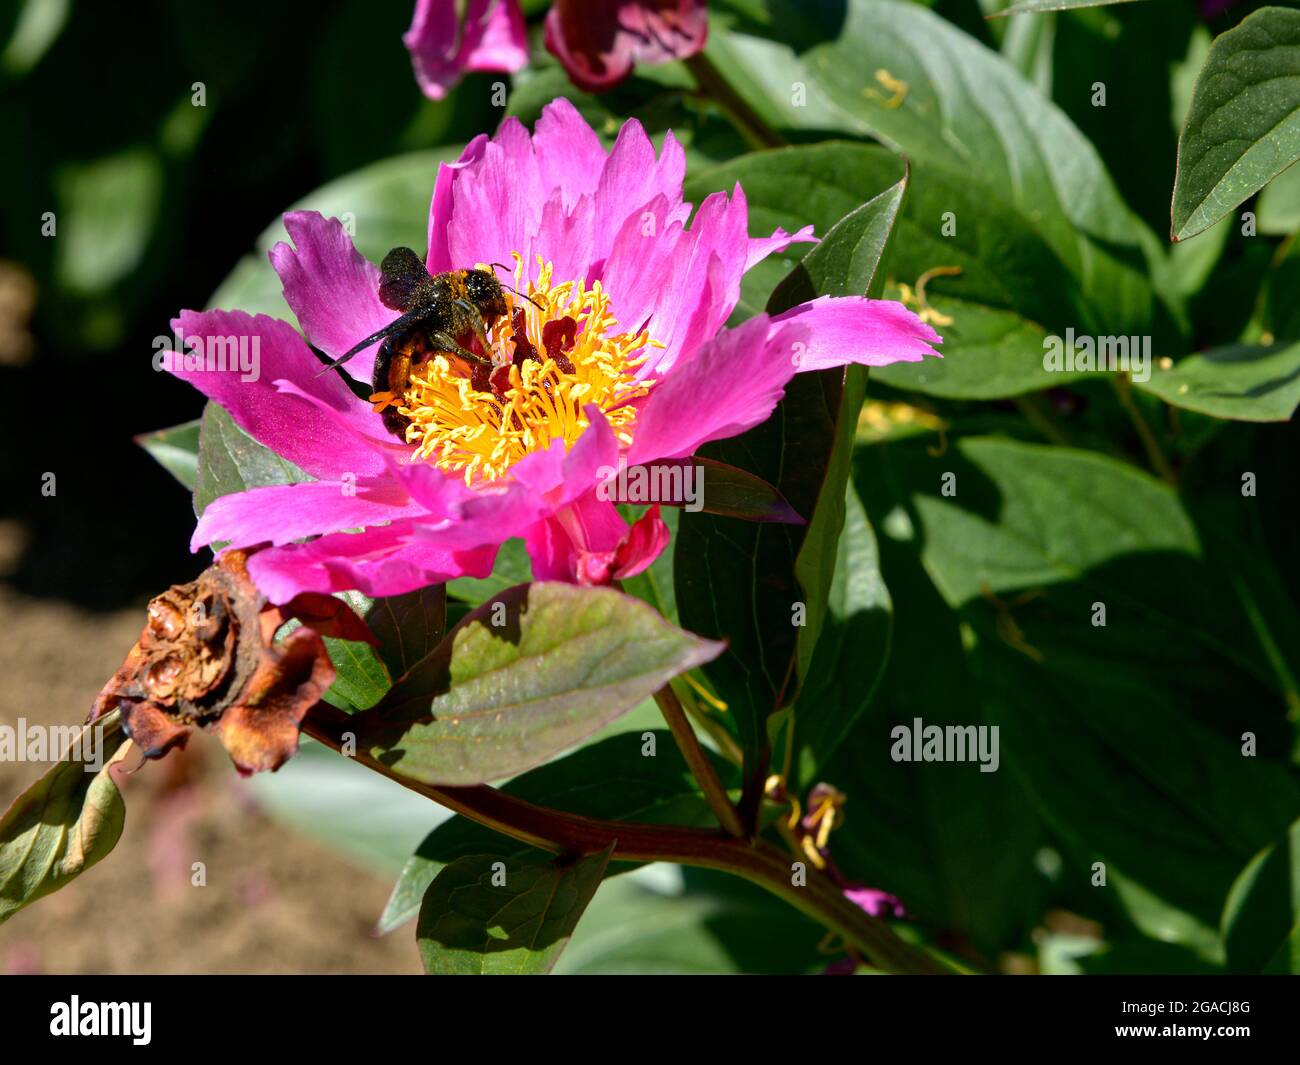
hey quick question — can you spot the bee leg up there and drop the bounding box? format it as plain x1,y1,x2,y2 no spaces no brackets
430,331,493,367
454,299,493,353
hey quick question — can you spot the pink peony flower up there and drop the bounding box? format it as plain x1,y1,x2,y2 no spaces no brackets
167,99,940,605
404,0,529,101
545,1,709,93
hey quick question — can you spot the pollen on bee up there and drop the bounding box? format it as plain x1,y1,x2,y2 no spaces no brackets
369,391,400,413
395,255,660,485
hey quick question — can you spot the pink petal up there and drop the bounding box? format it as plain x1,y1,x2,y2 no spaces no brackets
245,522,498,602
427,102,686,290
530,494,670,585
628,297,940,463
427,134,489,275
747,224,816,271
191,476,426,551
404,0,528,102
611,503,670,580
844,886,905,919
590,119,685,270
601,184,760,377
532,97,608,212
510,404,620,505
445,118,546,281
462,0,529,73
772,295,943,370
628,315,794,464
271,379,413,461
403,472,553,551
165,309,386,481
269,211,388,383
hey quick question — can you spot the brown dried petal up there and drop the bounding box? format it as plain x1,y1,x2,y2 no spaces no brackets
89,550,337,776
208,627,335,776
116,700,191,761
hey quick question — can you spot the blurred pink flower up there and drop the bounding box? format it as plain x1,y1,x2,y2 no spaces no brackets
545,1,708,92
166,100,940,604
405,1,710,98
843,885,905,919
404,0,529,100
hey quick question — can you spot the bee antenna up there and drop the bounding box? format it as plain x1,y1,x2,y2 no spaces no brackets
514,288,545,312
487,261,545,312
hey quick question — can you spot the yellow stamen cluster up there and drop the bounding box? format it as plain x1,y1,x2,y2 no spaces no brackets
390,256,657,484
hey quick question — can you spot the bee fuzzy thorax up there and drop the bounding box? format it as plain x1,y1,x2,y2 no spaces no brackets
383,257,658,485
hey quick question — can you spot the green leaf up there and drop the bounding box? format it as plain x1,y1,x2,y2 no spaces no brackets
792,478,892,780
53,148,161,298
1259,231,1300,344
193,401,310,519
650,457,801,523
1222,817,1300,973
675,170,903,773
417,845,613,974
281,588,446,714
316,633,389,713
555,872,828,974
379,730,733,932
363,583,724,786
820,450,1045,952
353,585,447,683
708,0,1157,345
989,0,1146,15
1136,341,1300,422
767,163,906,309
1258,159,1300,234
1171,6,1300,242
687,140,1125,400
305,592,392,714
135,419,201,491
0,713,130,924
886,435,1300,931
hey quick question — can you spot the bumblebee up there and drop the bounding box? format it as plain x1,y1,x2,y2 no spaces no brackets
318,246,523,436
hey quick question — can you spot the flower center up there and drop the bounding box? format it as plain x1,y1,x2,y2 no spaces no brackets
373,256,656,484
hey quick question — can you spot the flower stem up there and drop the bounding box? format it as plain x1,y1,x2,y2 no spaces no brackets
1112,374,1176,485
653,683,747,837
672,677,744,765
685,50,786,151
300,703,947,974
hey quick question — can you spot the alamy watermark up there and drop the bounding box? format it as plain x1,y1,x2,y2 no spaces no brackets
890,717,1000,773
0,719,106,771
596,456,703,512
1042,328,1151,383
152,327,260,382
50,997,151,1045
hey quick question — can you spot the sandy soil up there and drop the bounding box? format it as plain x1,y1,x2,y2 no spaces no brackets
0,578,421,974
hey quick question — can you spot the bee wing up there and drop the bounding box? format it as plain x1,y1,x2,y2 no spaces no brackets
378,246,435,311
